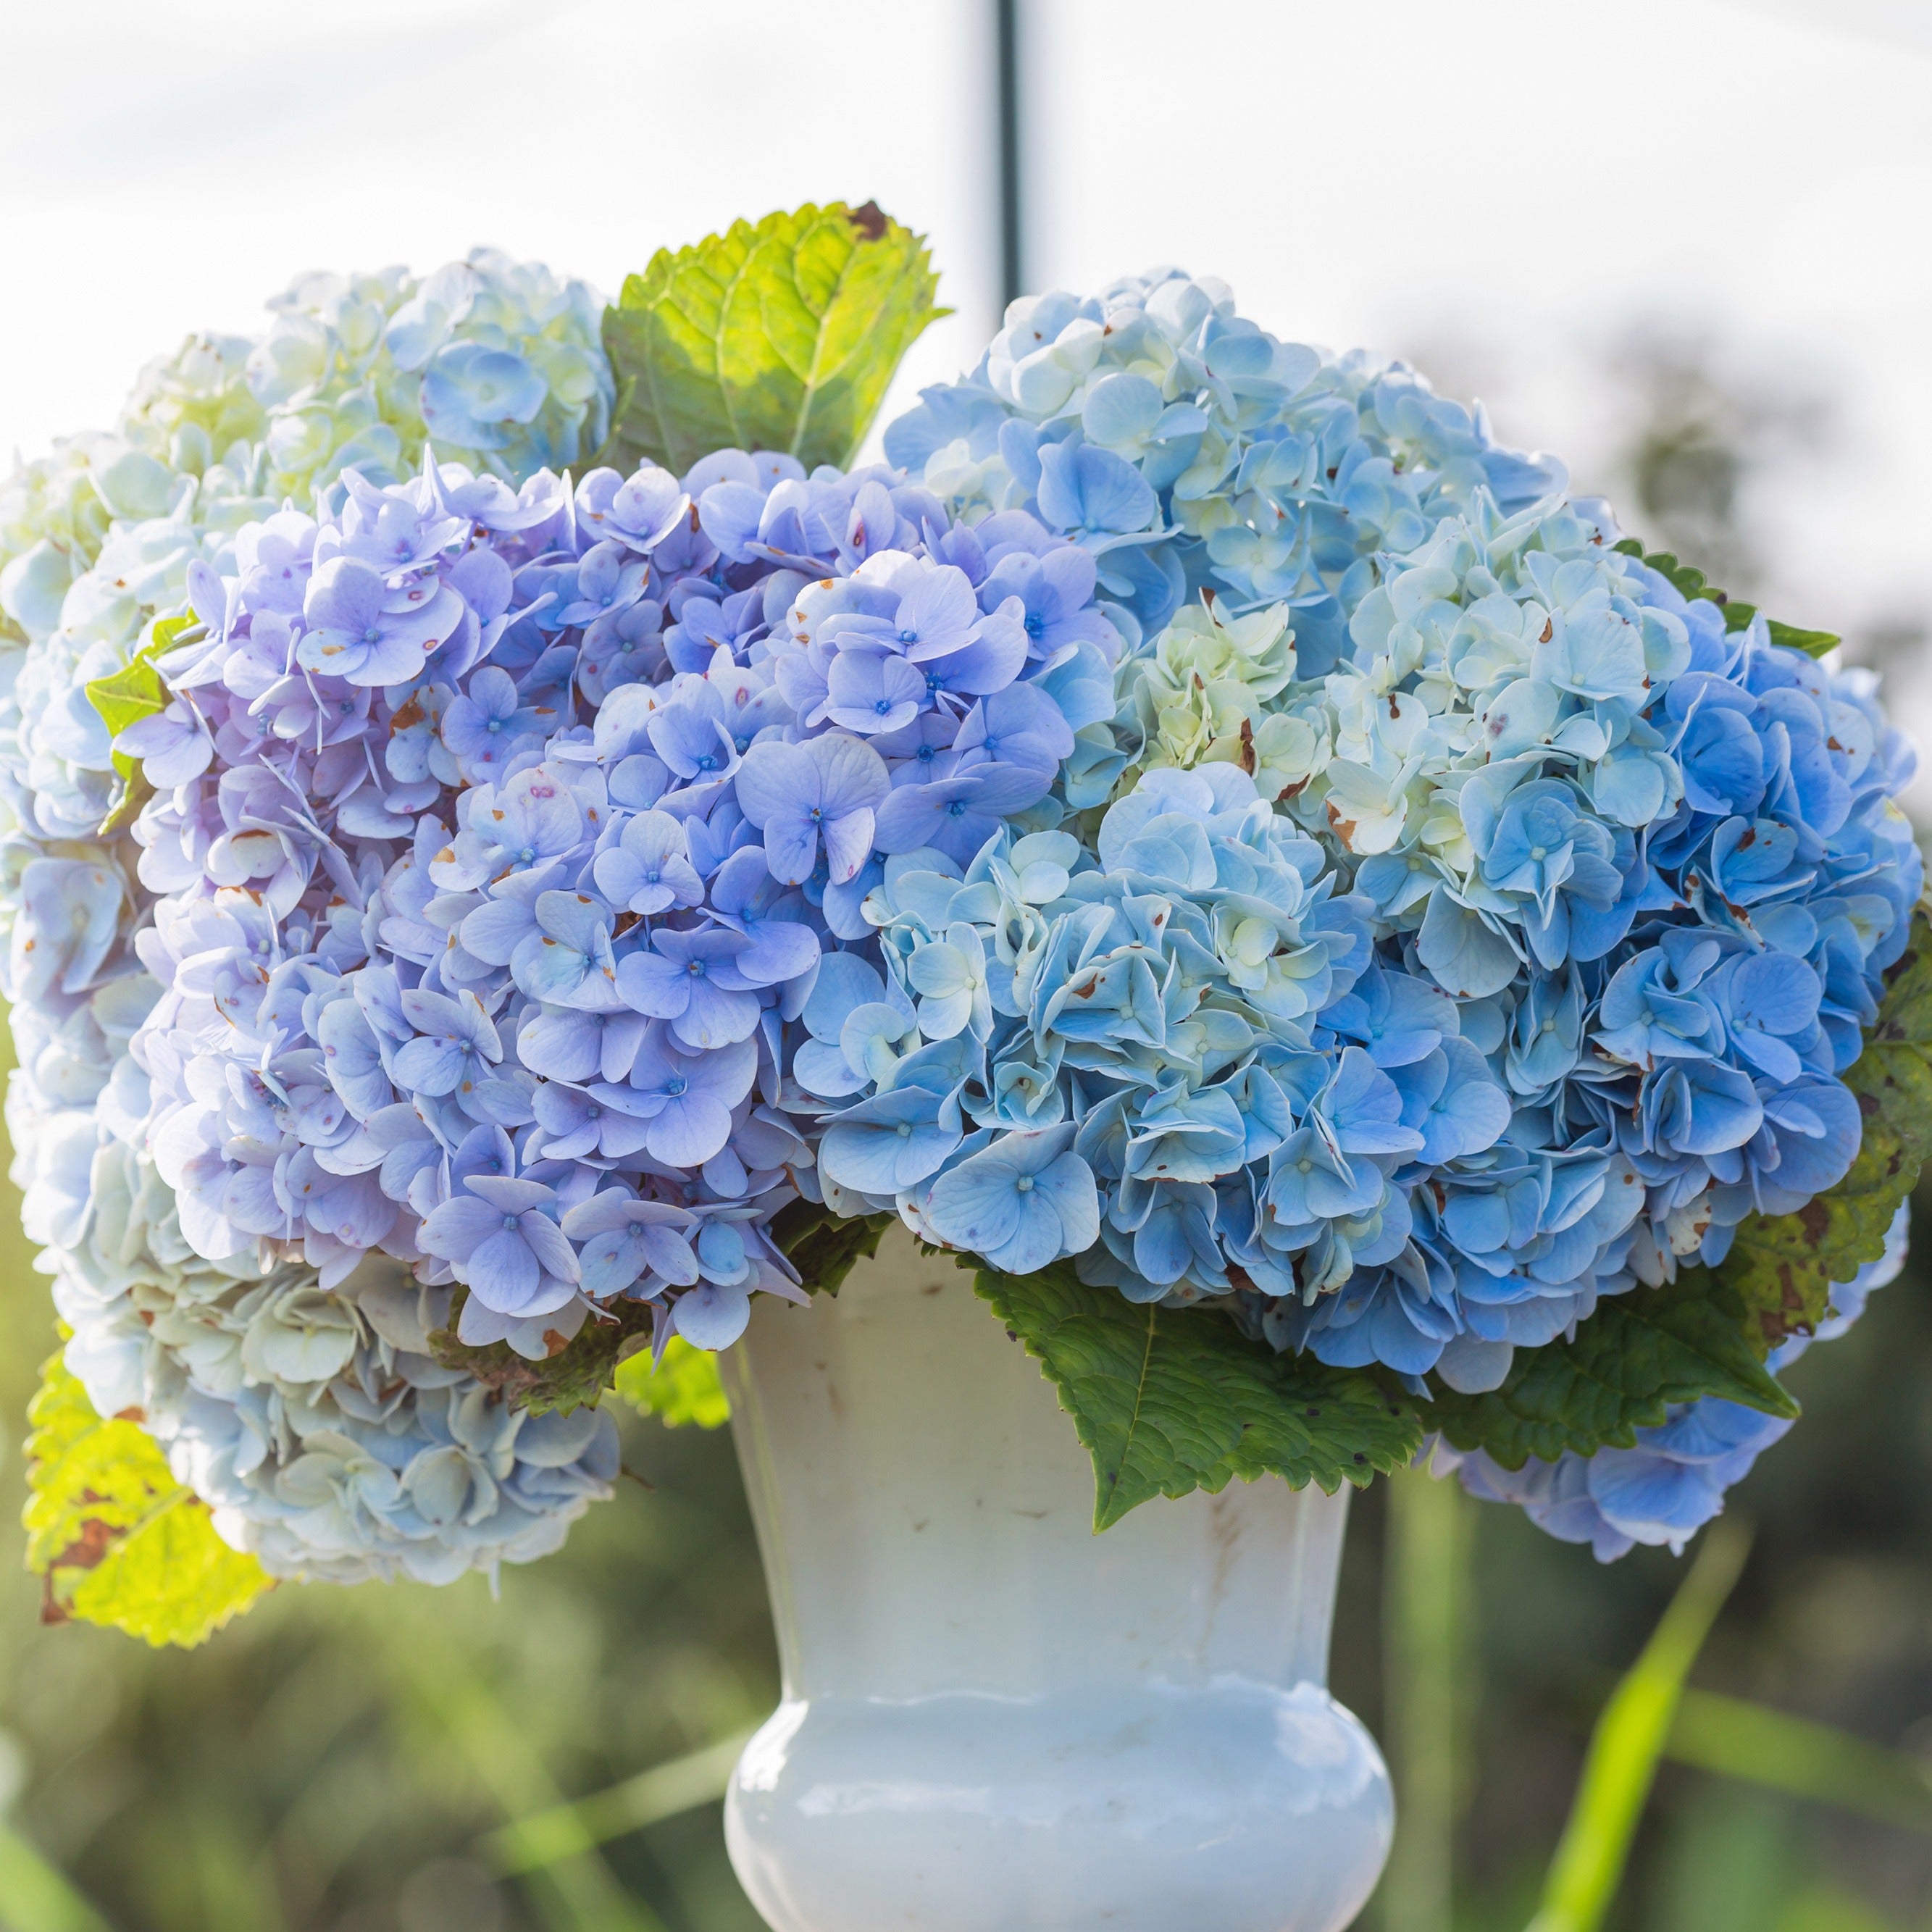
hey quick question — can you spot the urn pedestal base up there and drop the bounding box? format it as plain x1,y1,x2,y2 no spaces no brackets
721,1231,1392,1932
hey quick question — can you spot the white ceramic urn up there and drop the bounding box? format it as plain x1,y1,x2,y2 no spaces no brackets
720,1229,1393,1932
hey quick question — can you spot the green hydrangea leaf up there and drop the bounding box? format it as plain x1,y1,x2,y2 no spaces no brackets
599,201,947,477
23,1347,271,1648
85,611,198,831
1420,1268,1798,1472
612,1335,729,1429
769,1197,896,1296
1765,618,1841,657
427,1291,653,1417
1713,900,1932,1350
1609,539,1837,657
974,1260,1423,1530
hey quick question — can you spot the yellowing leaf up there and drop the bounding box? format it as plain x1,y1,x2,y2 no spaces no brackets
613,1336,729,1430
23,1347,271,1648
599,201,947,477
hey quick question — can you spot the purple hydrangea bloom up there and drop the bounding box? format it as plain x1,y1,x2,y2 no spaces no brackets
117,442,1118,1363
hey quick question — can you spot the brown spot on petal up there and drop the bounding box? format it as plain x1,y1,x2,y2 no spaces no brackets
847,200,889,241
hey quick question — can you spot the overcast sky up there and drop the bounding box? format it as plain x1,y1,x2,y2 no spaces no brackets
2,0,1927,748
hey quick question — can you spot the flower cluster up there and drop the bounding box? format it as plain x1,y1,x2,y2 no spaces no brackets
892,277,1920,1387
886,270,1918,1545
1,882,624,1586
0,251,610,840
799,765,1396,1300
1,243,1918,1589
0,254,622,1584
120,445,1121,1387
884,270,1565,656
1439,1203,1910,1559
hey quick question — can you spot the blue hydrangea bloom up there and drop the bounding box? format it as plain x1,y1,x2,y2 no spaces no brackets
890,273,1920,1426
1439,1203,1910,1558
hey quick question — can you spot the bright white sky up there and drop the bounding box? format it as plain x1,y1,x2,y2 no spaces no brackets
2,0,1928,753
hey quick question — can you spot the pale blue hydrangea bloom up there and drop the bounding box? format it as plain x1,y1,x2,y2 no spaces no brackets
799,764,1392,1301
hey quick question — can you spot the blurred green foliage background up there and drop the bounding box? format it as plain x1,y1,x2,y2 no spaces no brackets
0,326,1928,1932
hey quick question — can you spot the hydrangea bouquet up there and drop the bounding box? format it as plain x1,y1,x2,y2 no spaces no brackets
5,202,1925,1648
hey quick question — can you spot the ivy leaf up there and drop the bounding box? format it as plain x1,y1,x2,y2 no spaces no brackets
23,1347,271,1647
974,1260,1422,1530
598,201,947,477
1610,538,1838,657
612,1336,729,1430
427,1290,654,1417
1715,901,1932,1349
769,1196,895,1296
1421,1268,1798,1472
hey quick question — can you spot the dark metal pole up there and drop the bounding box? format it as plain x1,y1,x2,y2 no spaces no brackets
996,0,1024,311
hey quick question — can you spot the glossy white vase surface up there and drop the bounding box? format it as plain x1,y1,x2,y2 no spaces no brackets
721,1228,1393,1932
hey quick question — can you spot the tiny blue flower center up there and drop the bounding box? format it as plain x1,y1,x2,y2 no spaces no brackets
1297,1158,1313,1173
1015,1174,1034,1192
486,718,502,732
664,1076,687,1097
519,846,536,863
896,1122,912,1137
686,960,706,977
502,1213,519,1231
1530,845,1546,861
945,800,969,819
898,627,919,645
874,698,893,715
695,751,719,771
364,626,382,645
1024,611,1045,640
